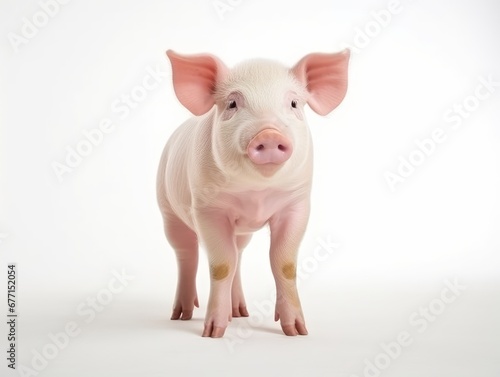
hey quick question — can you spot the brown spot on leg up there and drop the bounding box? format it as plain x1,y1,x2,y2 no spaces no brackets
211,263,230,281
282,262,296,280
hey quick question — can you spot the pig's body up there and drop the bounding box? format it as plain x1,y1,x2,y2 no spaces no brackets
157,112,313,234
157,50,349,337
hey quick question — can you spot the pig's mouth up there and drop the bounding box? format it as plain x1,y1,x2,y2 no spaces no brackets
246,129,292,176
250,163,285,177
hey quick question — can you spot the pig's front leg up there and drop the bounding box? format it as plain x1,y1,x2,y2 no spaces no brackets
195,209,238,338
232,235,251,317
269,199,310,336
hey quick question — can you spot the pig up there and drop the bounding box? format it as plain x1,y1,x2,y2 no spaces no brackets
157,49,349,338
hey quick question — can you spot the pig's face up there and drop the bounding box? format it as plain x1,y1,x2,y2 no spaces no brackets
212,60,311,180
166,49,349,184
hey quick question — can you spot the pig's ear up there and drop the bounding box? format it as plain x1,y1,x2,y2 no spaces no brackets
166,50,228,116
292,50,350,116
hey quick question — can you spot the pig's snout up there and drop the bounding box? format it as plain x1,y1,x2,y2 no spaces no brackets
247,129,292,166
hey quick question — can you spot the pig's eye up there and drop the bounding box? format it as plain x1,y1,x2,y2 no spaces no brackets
291,100,298,108
228,100,237,110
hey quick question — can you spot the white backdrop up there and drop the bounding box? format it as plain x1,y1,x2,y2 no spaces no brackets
1,1,499,376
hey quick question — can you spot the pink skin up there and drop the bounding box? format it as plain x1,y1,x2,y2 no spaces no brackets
247,129,292,165
247,129,293,177
157,49,349,337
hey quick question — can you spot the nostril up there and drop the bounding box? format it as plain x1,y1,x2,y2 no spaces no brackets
255,144,288,152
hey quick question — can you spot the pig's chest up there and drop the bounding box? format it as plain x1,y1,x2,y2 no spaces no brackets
215,190,290,234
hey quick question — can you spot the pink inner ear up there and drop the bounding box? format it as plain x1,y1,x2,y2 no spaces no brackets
167,50,227,116
292,50,350,116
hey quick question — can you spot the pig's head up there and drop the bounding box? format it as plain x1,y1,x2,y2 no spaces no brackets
167,50,349,185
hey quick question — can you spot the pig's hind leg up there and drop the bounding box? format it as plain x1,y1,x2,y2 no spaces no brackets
161,210,199,321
